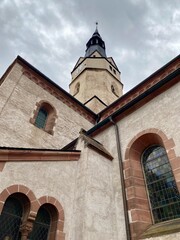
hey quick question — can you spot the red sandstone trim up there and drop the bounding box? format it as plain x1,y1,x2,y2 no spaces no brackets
0,184,36,214
0,149,81,162
100,57,179,120
30,100,58,135
124,128,180,239
0,184,65,240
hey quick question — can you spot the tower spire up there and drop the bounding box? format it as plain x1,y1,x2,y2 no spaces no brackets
95,21,98,31
85,24,106,58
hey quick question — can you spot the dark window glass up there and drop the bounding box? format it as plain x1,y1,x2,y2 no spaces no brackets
0,197,22,240
142,146,180,223
35,108,48,129
29,207,50,240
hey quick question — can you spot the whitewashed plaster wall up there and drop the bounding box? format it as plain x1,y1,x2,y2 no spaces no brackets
94,126,127,240
0,63,93,149
95,82,180,240
118,82,180,160
147,232,180,240
71,138,126,240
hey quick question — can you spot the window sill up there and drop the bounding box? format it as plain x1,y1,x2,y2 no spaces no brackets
141,218,180,238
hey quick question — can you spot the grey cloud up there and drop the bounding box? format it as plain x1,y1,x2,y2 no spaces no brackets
0,0,179,93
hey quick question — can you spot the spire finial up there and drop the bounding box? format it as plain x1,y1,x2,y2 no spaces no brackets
95,21,98,31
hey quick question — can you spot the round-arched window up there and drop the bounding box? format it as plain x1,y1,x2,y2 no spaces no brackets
142,145,180,223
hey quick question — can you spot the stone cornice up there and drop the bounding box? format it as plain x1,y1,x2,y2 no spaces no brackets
79,129,113,160
0,149,81,162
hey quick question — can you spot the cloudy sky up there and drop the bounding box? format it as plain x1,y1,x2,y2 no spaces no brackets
0,0,179,93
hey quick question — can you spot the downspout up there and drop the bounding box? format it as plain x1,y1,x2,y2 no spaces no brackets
109,117,131,240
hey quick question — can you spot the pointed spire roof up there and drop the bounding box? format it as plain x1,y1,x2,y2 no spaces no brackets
85,23,107,58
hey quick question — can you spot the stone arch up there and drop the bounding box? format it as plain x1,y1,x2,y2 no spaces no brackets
0,186,65,240
33,196,65,240
0,184,36,215
0,185,36,239
30,100,58,135
124,128,180,239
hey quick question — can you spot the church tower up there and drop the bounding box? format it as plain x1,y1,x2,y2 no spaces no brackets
69,24,123,113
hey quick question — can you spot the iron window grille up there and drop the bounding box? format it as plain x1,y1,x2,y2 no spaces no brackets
29,207,50,240
0,196,22,240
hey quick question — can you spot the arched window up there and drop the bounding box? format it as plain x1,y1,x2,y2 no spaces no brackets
29,206,50,240
35,107,48,129
30,101,57,135
111,84,119,97
0,196,23,240
74,82,80,96
142,145,180,223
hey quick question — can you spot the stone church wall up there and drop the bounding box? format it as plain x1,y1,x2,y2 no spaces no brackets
94,81,180,239
0,63,93,149
119,82,180,159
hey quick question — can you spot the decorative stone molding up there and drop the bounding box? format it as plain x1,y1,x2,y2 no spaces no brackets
37,196,65,239
0,184,35,214
20,221,33,240
0,148,81,171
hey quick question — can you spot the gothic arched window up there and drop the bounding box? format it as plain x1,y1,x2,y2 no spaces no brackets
0,196,23,240
142,145,180,223
29,206,50,240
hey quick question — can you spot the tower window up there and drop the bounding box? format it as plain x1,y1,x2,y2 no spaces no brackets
74,82,80,96
142,145,180,223
111,84,119,97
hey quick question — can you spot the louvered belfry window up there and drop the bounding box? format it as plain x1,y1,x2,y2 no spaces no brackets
29,207,50,240
0,196,22,240
35,107,48,129
142,145,180,223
